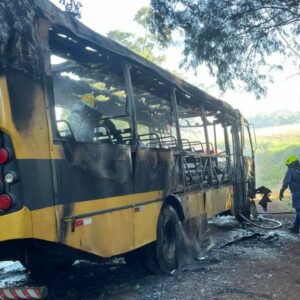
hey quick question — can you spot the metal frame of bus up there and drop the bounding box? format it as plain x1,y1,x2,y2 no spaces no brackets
0,0,256,274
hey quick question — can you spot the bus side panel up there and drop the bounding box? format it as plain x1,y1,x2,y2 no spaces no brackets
133,194,162,249
133,149,173,248
1,72,57,243
134,149,174,195
181,191,206,219
63,206,135,258
53,142,135,256
18,160,57,242
5,71,52,159
179,186,232,225
54,143,133,206
54,191,162,257
205,185,233,217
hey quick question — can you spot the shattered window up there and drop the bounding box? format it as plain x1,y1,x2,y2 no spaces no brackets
130,68,177,148
177,101,206,153
49,28,130,144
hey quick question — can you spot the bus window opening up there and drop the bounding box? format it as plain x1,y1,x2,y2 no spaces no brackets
49,30,130,144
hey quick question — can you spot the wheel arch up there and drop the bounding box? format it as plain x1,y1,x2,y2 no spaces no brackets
164,194,185,221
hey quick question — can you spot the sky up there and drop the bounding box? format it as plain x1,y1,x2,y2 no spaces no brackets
51,0,300,118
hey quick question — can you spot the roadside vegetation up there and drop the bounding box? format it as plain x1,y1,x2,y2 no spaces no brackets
249,111,300,128
255,124,300,194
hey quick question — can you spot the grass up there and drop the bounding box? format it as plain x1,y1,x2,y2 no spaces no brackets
254,124,300,193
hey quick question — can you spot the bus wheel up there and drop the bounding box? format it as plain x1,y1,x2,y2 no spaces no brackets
156,205,179,274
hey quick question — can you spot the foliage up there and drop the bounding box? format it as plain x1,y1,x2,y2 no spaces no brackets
59,0,82,17
249,110,300,128
107,30,166,65
0,0,40,77
147,0,300,98
134,6,152,28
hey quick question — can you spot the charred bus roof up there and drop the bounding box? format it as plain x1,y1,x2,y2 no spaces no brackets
0,0,242,122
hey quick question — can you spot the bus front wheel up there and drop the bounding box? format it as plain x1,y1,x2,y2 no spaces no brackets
156,205,179,274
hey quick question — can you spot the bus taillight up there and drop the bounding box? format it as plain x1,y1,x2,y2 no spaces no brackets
0,148,9,165
0,194,12,210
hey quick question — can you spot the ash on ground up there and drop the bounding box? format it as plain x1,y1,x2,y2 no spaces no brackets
0,213,299,300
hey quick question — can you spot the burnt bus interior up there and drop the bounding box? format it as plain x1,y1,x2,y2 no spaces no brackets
48,25,254,192
0,1,257,275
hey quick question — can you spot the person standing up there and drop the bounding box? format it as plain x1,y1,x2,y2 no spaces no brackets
279,155,300,233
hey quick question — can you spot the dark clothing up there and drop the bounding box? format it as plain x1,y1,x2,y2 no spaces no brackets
293,194,300,228
281,161,300,228
69,103,101,142
103,119,123,143
282,161,300,194
69,103,122,143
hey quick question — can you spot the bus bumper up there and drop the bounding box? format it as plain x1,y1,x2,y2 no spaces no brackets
0,207,32,241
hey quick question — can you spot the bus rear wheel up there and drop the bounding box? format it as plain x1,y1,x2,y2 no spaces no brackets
156,205,179,274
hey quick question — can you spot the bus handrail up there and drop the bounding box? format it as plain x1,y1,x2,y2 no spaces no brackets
160,135,178,149
94,125,113,143
139,133,162,148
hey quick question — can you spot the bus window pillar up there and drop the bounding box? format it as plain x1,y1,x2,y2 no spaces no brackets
123,63,138,148
231,122,247,216
170,88,185,192
200,105,210,152
200,105,212,185
213,121,218,168
223,119,231,177
170,88,182,150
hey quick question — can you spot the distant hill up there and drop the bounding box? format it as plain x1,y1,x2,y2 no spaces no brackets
254,123,300,192
249,110,300,128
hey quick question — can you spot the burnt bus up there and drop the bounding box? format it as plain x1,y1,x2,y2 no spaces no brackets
0,0,256,274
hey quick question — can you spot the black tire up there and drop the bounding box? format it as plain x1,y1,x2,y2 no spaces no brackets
156,205,179,274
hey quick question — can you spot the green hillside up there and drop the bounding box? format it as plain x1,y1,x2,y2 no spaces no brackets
255,125,300,193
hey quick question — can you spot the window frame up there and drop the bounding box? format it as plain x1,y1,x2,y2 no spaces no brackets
46,25,134,146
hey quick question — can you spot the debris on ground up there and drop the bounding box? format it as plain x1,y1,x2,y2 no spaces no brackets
0,214,299,299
